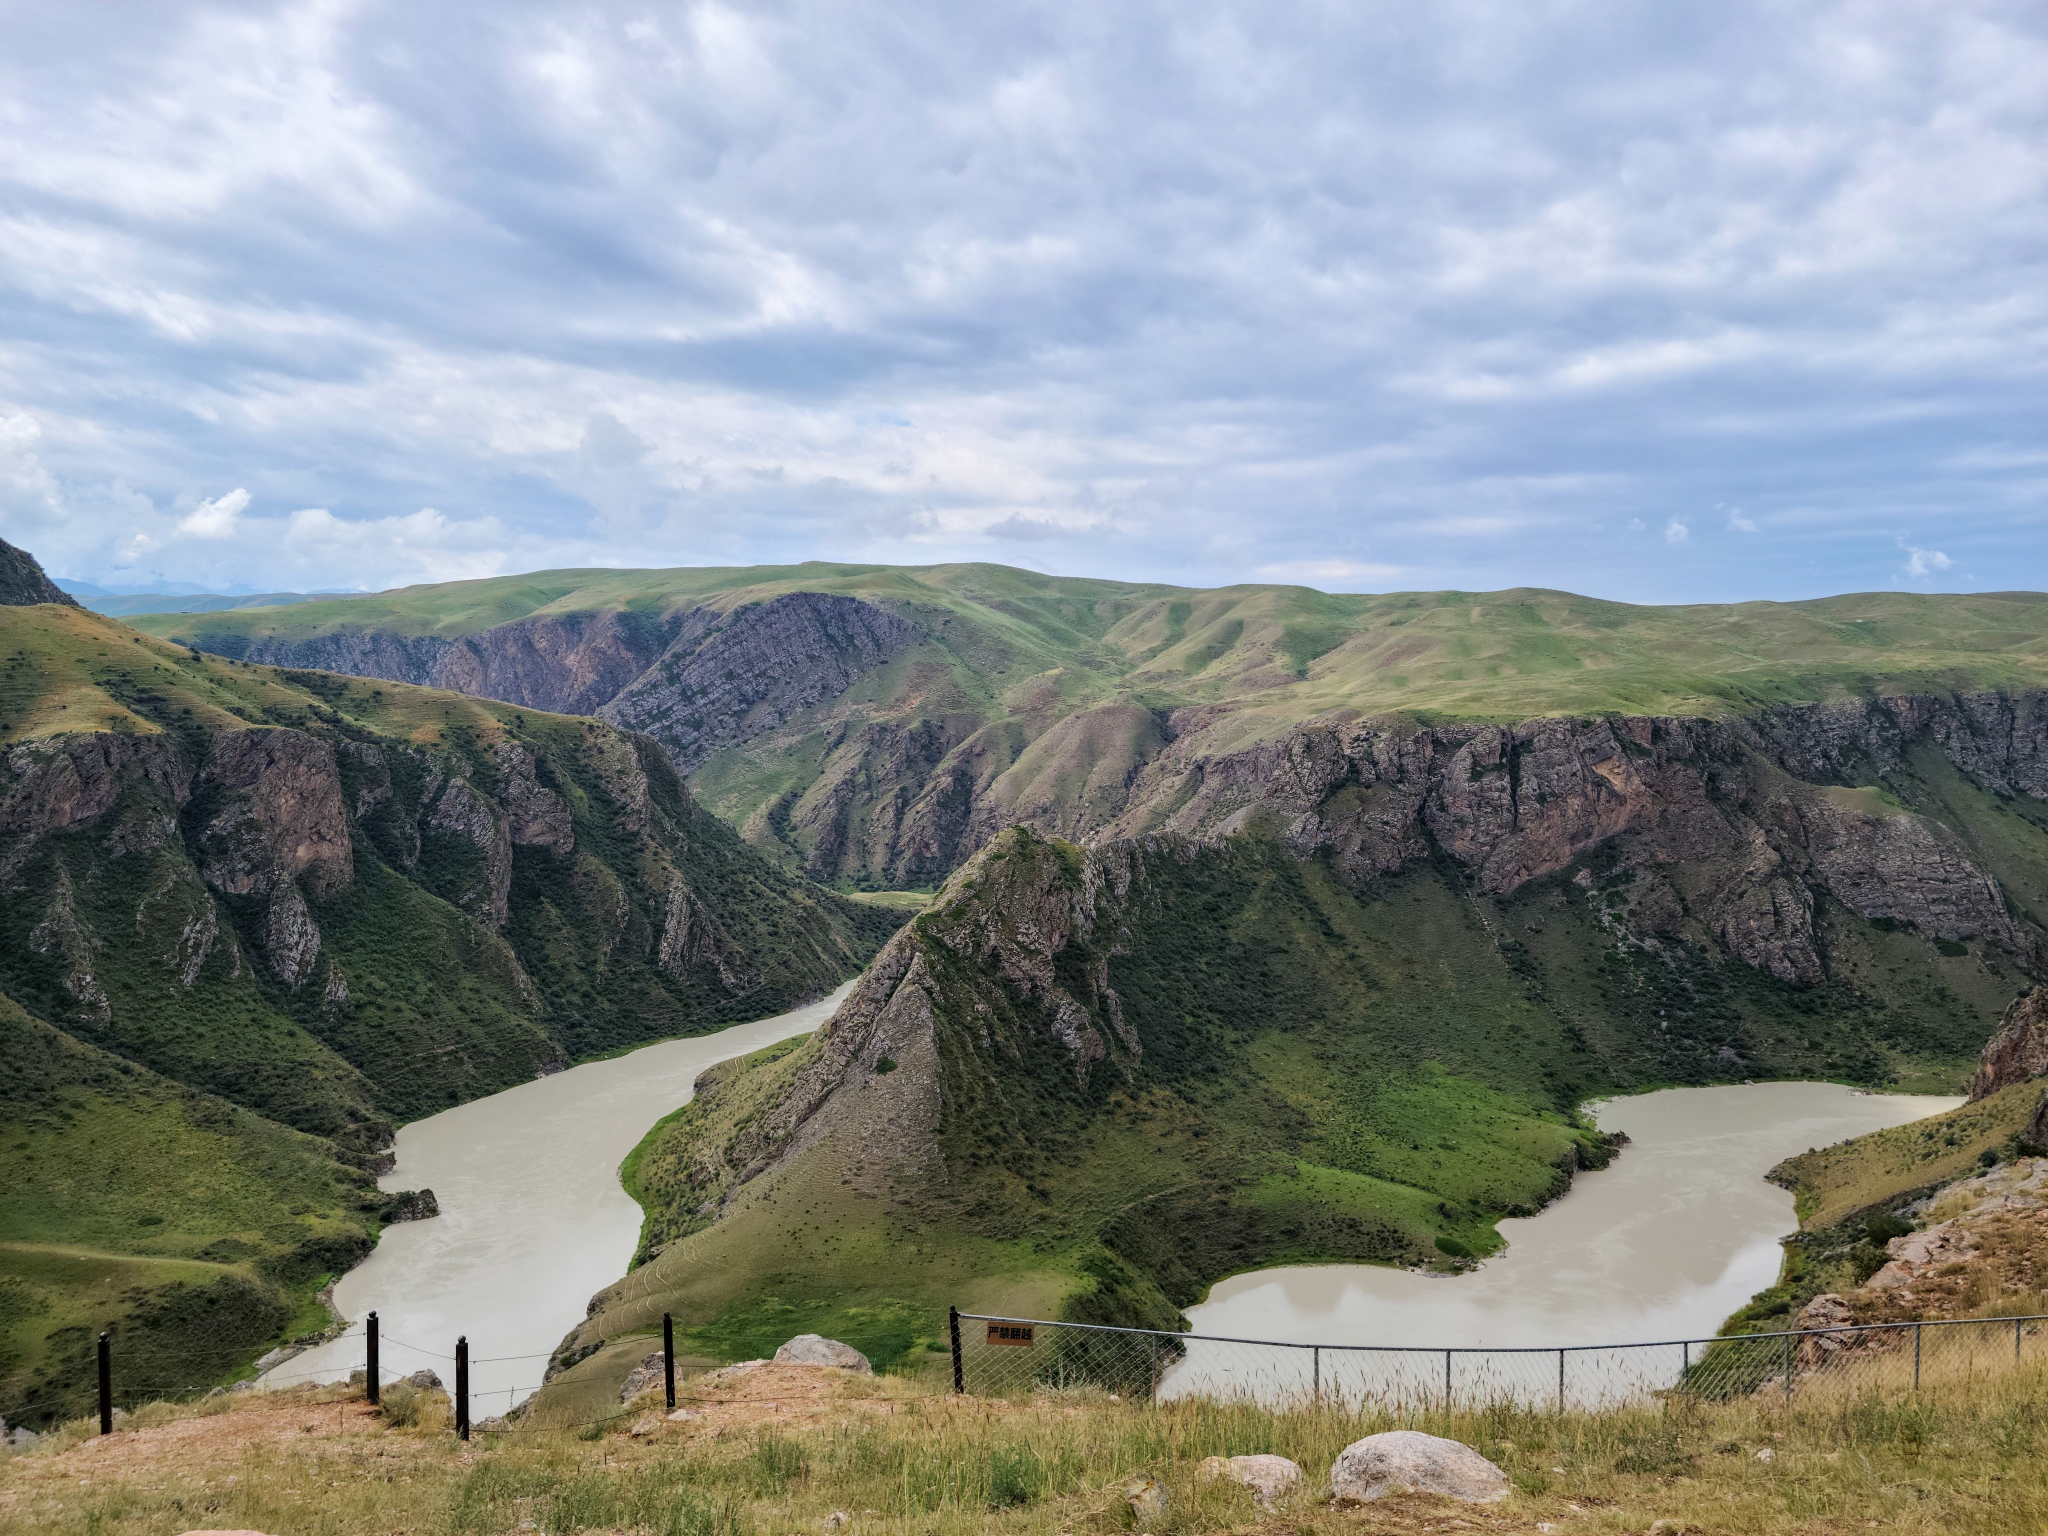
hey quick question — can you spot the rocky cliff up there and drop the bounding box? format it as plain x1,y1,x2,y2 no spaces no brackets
1094,697,2043,987
1971,989,2048,1099
200,606,681,716
0,602,904,1144
143,573,2048,906
0,537,76,608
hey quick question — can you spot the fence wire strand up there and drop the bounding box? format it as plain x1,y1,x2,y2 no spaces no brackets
954,1311,2048,1410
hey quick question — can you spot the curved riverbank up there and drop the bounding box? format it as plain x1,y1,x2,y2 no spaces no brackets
1182,1082,1960,1353
264,983,854,1412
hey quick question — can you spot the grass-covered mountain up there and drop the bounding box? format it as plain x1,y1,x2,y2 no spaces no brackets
132,565,2048,887
0,571,902,1426
92,557,2048,1409
544,671,2048,1404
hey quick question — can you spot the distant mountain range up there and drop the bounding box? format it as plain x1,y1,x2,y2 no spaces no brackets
54,581,361,617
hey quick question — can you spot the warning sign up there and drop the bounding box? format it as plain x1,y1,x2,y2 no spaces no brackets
986,1322,1035,1347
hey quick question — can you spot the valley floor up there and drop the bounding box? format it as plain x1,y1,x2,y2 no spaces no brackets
5,1354,2046,1534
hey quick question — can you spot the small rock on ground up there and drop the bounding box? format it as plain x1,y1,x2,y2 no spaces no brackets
404,1370,444,1392
619,1351,668,1403
1329,1430,1510,1505
773,1335,873,1373
1197,1453,1304,1506
1122,1477,1168,1524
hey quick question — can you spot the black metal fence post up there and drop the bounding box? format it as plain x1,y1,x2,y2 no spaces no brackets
366,1311,380,1406
455,1336,470,1441
97,1331,112,1435
1783,1333,1792,1405
949,1307,963,1394
1914,1324,1922,1390
663,1313,676,1411
1312,1346,1320,1403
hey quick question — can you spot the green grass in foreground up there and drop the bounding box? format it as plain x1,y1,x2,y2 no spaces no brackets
8,1364,2048,1535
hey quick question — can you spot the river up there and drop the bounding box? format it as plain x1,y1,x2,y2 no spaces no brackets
267,983,853,1416
1168,1081,1958,1402
273,1029,1957,1413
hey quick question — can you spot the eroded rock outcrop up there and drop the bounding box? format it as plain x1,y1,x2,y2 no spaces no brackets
1097,708,2032,982
0,537,77,608
1970,989,2048,1100
192,729,354,986
601,592,920,773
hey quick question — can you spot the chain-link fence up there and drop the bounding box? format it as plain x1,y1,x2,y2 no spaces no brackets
952,1309,2048,1411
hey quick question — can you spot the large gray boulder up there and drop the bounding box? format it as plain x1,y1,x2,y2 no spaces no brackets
1329,1430,1510,1504
773,1334,873,1373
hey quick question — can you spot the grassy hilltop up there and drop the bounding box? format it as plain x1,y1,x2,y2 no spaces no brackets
133,568,2048,887
133,565,2048,721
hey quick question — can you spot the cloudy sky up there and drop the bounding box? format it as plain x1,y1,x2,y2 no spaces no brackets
0,0,2042,601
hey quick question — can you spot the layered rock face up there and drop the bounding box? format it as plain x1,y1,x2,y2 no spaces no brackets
1096,704,2037,984
1971,990,2048,1099
0,702,897,1144
209,608,682,717
601,592,920,772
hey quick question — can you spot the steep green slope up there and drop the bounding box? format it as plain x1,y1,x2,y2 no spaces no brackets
0,596,907,1422
131,567,2048,887
0,603,901,1139
0,995,379,1426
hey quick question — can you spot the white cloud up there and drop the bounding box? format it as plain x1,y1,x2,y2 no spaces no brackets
0,0,2042,601
1254,559,1405,586
1903,547,1953,578
178,487,249,539
278,507,518,587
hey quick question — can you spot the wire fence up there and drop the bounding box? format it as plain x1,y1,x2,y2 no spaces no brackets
952,1309,2048,1411
24,1302,2047,1449
7,1310,676,1444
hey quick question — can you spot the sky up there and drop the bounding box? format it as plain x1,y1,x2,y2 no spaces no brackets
0,0,2043,603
